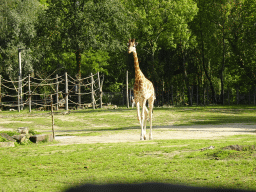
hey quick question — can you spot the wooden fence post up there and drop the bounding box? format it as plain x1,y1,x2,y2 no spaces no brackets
65,72,68,110
78,77,81,109
100,74,104,107
97,72,102,108
126,71,129,108
28,74,31,112
91,73,95,109
50,94,55,139
18,76,21,112
44,93,46,110
56,74,59,111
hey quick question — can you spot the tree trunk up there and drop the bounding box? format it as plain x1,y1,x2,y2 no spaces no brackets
200,30,216,104
181,49,191,106
221,21,225,105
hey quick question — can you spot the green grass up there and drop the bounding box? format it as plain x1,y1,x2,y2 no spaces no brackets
0,135,256,191
0,136,8,142
1,105,256,191
1,105,256,136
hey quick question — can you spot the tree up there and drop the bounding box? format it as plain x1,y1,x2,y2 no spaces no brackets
0,0,42,78
227,0,256,90
37,0,132,79
123,0,198,104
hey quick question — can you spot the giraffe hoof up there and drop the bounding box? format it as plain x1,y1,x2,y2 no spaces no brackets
140,137,144,140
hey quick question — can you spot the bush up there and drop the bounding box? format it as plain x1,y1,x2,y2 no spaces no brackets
0,136,8,142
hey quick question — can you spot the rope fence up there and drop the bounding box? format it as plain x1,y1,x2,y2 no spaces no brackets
0,72,103,112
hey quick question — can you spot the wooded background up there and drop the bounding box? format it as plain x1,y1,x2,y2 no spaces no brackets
0,0,255,106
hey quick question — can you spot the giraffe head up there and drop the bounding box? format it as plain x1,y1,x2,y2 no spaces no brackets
127,39,138,54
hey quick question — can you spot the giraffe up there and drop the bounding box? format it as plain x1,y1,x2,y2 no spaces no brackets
127,39,155,140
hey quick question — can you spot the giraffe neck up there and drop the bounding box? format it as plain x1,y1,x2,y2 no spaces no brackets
133,51,144,80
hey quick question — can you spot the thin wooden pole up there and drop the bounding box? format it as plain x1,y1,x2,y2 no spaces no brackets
100,74,104,107
126,70,129,108
91,73,95,109
65,72,68,110
28,74,31,112
50,94,55,139
78,77,81,109
44,93,46,110
18,76,20,112
56,74,59,111
97,72,102,108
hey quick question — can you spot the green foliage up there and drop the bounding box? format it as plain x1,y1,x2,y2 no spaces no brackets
0,0,42,78
0,136,8,142
81,48,110,76
0,0,255,104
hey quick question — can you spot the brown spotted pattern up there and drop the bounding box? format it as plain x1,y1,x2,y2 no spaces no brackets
128,39,155,140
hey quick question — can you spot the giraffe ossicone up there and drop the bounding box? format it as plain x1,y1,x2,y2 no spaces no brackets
127,39,155,140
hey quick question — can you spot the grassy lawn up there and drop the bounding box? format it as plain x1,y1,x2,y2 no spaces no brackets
0,105,256,136
1,135,256,191
0,105,256,191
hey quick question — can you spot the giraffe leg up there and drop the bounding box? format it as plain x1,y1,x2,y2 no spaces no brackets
136,101,141,124
148,97,154,140
140,99,147,140
143,106,148,140
136,101,144,140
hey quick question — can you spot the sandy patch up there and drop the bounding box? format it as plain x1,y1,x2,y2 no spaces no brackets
53,123,256,145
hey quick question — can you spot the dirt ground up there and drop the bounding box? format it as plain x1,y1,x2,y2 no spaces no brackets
54,123,256,145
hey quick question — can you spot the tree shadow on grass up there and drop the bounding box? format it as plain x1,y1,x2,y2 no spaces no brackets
45,107,256,134
48,117,256,134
